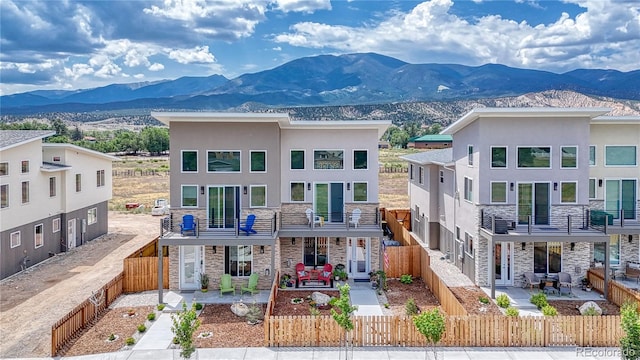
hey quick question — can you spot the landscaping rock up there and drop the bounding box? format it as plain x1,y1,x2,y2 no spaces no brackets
579,301,602,316
231,302,249,317
311,292,331,305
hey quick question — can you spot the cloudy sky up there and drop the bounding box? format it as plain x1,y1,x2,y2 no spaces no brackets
1,0,639,95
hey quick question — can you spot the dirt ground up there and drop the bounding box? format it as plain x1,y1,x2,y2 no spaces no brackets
0,211,159,358
383,278,441,315
272,290,340,316
547,300,620,316
449,286,503,315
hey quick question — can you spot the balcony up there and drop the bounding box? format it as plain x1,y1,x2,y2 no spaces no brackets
159,214,277,244
278,208,383,238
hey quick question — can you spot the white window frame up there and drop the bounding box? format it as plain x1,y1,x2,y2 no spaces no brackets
75,173,82,192
181,150,198,173
249,185,267,208
464,177,473,202
589,145,596,166
96,170,105,187
490,181,508,204
467,145,474,166
352,182,368,202
21,160,29,174
21,181,29,204
0,162,8,176
313,149,344,170
249,150,267,173
10,231,20,248
410,164,414,180
490,146,508,169
181,185,199,208
53,218,61,233
353,149,368,170
418,167,424,184
88,207,97,225
604,145,637,167
225,245,253,277
206,150,242,173
34,223,44,249
49,177,56,197
290,182,305,202
517,146,552,169
1,184,8,208
560,182,578,204
290,149,305,170
560,146,578,169
465,232,474,257
588,178,597,199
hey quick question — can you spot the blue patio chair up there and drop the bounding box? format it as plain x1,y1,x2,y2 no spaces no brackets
180,214,196,236
239,214,257,235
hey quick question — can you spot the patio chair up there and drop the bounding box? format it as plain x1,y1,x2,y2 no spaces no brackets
239,214,257,236
296,263,311,287
625,262,640,283
305,208,323,227
219,274,236,296
318,264,333,286
522,272,540,292
558,272,572,295
349,208,361,228
180,214,196,236
241,273,260,295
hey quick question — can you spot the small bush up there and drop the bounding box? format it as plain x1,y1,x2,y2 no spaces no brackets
478,296,489,304
157,304,165,311
541,305,558,316
384,303,390,309
126,337,135,346
496,294,510,308
147,313,156,321
138,324,147,332
194,303,203,311
505,307,519,317
108,333,116,341
582,306,600,316
405,297,419,316
530,293,548,309
400,274,413,284
309,307,321,316
172,337,179,344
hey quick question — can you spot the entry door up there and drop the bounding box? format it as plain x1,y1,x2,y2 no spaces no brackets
606,179,637,220
180,246,201,290
67,219,76,250
315,183,344,222
517,183,550,225
495,242,513,286
347,237,370,280
208,186,239,229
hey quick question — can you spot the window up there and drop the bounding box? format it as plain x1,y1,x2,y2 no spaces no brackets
182,150,198,172
49,177,56,197
534,242,562,274
468,145,474,166
589,178,597,199
517,147,551,168
34,224,43,249
88,208,97,225
250,151,266,172
10,231,20,248
561,182,577,203
96,170,105,187
314,150,343,170
75,174,82,192
290,150,305,170
53,156,60,162
455,226,461,240
589,145,596,166
181,185,198,207
439,170,444,183
208,151,240,172
21,181,29,204
605,146,637,166
491,147,507,168
410,164,414,180
561,146,577,168
418,167,424,184
465,232,474,255
0,162,7,176
53,218,60,233
353,182,367,202
464,177,473,202
594,235,621,266
491,182,507,203
303,237,328,266
225,245,252,277
21,160,29,173
250,185,266,207
1,184,7,208
290,182,305,202
353,150,368,170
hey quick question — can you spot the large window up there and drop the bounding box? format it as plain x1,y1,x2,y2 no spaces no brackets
22,181,29,204
353,182,367,202
594,235,621,266
534,242,562,274
290,150,305,170
314,150,343,170
491,182,507,203
49,177,56,197
491,147,507,168
589,145,596,166
250,185,266,207
517,147,551,168
250,151,266,172
182,150,198,172
303,237,328,266
96,170,105,187
21,160,29,173
88,208,97,225
225,245,252,277
464,177,473,202
34,224,44,249
181,185,198,207
561,182,577,203
208,151,240,172
561,146,577,168
605,146,637,166
353,150,368,170
75,174,82,192
10,231,20,248
589,178,597,199
290,182,305,202
1,184,7,208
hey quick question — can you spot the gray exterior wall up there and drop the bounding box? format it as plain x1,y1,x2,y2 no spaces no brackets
62,201,109,249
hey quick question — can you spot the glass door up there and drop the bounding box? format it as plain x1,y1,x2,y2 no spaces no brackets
606,179,637,219
494,242,513,286
314,182,344,223
180,246,201,290
518,183,550,225
208,186,239,229
347,237,370,280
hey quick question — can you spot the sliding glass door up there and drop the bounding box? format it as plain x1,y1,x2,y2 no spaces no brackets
314,182,344,223
606,179,637,220
208,186,239,229
517,183,550,225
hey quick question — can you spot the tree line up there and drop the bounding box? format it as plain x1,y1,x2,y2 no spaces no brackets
381,121,443,148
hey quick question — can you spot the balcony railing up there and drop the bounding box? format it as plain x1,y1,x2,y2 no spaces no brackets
160,214,277,238
279,208,381,230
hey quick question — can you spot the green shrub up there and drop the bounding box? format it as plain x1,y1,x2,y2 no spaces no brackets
108,333,116,341
405,297,419,316
496,294,510,308
620,302,640,360
126,337,135,346
157,304,165,311
138,324,147,332
582,306,600,316
147,313,156,321
384,303,390,309
195,303,203,311
400,274,413,284
505,307,519,317
530,293,548,309
478,296,489,304
541,305,558,316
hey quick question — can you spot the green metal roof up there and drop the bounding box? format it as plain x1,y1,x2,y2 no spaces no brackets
411,134,453,142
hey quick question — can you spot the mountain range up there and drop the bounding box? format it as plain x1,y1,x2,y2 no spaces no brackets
2,53,639,115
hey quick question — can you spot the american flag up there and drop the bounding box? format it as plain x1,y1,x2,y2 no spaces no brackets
383,242,390,270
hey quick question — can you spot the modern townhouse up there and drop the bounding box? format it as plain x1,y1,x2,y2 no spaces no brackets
0,130,117,279
152,112,390,301
402,108,639,298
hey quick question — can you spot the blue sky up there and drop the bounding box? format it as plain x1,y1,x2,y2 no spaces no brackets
1,0,639,95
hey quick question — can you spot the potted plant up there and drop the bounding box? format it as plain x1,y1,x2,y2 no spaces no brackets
334,269,347,281
280,273,292,288
199,273,209,292
369,271,379,289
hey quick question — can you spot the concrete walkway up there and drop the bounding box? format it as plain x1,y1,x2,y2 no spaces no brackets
351,288,384,316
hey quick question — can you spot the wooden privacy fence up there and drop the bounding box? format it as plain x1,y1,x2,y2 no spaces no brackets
265,314,621,347
264,270,280,345
384,209,416,245
422,263,468,316
588,268,640,309
384,245,421,278
51,273,124,356
123,256,169,292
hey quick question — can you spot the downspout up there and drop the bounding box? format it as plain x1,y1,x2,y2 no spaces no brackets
443,163,456,266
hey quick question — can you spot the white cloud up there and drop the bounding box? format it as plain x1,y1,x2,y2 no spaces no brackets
168,46,216,64
273,0,331,13
133,73,145,79
272,46,282,51
64,63,94,81
149,63,165,71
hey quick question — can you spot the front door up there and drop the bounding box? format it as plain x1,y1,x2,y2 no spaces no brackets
495,242,513,286
518,183,550,225
347,237,370,280
315,183,344,223
208,186,240,229
606,179,637,220
67,219,76,250
180,246,201,290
